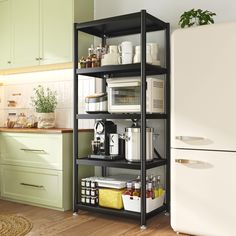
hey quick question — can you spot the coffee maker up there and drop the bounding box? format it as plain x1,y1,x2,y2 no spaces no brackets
89,120,117,159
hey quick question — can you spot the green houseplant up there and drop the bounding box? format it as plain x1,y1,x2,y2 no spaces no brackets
31,85,57,128
179,9,216,28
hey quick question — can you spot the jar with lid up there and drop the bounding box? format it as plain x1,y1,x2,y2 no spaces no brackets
133,182,141,197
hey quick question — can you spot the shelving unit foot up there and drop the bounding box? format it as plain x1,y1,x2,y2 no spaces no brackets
73,212,78,216
140,225,147,230
164,211,170,216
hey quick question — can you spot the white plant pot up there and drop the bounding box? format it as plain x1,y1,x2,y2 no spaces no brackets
37,112,55,128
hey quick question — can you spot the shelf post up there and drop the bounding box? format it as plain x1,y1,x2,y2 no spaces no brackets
165,23,171,213
140,9,147,228
73,23,79,213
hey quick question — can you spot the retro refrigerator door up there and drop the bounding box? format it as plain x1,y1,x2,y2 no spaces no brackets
171,148,236,236
171,22,236,151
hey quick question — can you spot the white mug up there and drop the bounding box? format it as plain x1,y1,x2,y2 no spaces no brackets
109,45,118,54
147,43,159,60
118,41,133,53
133,45,152,64
118,52,133,64
101,53,119,66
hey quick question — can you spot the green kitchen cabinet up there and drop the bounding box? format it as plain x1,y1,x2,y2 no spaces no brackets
12,0,40,68
40,0,73,65
0,0,11,69
0,0,94,69
0,130,94,211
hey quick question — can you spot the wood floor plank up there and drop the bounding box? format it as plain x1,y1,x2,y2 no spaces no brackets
0,199,189,236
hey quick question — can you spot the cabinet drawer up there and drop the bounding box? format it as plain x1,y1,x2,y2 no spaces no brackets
0,133,62,170
0,165,62,208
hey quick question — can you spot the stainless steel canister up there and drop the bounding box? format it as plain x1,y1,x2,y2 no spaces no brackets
123,127,154,162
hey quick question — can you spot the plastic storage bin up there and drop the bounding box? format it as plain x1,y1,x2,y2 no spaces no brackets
122,191,165,213
99,188,125,209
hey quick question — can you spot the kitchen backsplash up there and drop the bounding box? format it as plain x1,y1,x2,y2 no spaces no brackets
0,69,95,128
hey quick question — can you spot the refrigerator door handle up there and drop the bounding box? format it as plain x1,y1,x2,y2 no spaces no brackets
175,136,205,141
175,159,202,164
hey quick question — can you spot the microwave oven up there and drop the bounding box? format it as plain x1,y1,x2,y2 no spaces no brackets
107,77,164,113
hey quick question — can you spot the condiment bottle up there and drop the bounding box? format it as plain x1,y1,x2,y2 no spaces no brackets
146,183,150,198
124,182,133,196
133,182,141,197
154,175,161,198
147,182,154,199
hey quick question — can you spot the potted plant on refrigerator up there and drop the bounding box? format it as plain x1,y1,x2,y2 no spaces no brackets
31,85,57,128
179,9,216,28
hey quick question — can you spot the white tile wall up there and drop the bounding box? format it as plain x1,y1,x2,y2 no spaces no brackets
0,69,95,129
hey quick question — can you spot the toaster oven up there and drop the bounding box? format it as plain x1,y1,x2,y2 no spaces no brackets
107,77,164,113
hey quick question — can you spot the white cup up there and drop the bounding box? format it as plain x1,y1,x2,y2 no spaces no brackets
109,45,118,54
118,52,133,64
101,53,119,66
133,45,152,64
147,43,159,61
118,41,133,53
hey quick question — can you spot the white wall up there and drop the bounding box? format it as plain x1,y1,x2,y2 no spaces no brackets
0,70,95,128
94,0,236,28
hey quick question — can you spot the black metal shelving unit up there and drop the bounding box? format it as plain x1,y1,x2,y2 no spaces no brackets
73,10,170,228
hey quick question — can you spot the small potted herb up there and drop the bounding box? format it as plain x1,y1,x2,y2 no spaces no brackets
31,85,57,128
179,9,216,28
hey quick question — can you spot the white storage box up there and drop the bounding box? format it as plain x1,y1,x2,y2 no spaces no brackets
122,191,165,213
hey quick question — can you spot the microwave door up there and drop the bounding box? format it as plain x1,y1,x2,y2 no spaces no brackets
108,82,141,113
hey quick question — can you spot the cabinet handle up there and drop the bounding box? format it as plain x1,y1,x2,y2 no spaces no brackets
39,57,43,60
175,159,201,164
35,58,39,61
7,61,11,64
20,183,44,189
20,148,46,154
175,136,205,141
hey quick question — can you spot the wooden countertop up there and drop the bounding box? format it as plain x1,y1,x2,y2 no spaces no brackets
0,128,93,134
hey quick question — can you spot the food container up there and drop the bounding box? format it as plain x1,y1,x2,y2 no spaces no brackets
122,190,165,213
81,188,86,195
81,195,86,203
86,189,91,196
99,188,125,209
91,197,98,206
90,189,98,197
85,196,91,204
85,93,108,113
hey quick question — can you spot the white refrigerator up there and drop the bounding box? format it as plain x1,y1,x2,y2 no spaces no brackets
171,22,236,236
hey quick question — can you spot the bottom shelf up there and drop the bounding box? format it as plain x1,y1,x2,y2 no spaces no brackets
76,203,167,219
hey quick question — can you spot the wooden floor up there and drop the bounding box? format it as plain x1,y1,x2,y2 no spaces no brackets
0,199,187,236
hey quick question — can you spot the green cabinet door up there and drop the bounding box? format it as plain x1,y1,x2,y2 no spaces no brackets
40,0,73,65
0,0,11,69
12,0,40,68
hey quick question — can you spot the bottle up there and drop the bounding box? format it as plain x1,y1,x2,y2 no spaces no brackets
147,182,154,199
136,175,140,182
133,182,141,197
124,182,133,196
154,175,161,198
146,183,150,198
152,176,158,198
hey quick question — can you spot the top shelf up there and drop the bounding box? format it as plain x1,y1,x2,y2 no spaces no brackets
75,11,168,38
